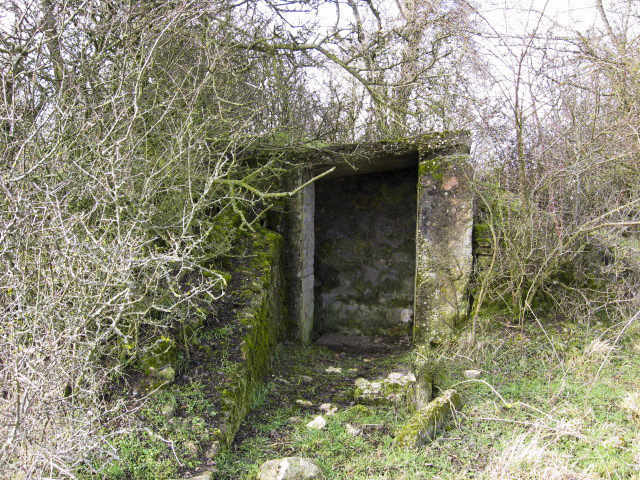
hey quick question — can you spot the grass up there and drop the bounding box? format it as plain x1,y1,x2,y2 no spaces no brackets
82,313,640,479
214,315,640,480
82,381,218,480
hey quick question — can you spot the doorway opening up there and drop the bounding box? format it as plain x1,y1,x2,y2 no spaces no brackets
312,168,417,349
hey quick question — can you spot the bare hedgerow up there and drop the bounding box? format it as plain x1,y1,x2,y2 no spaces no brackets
469,0,640,340
0,0,322,476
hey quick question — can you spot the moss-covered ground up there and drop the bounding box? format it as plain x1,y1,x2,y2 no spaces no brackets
214,315,640,480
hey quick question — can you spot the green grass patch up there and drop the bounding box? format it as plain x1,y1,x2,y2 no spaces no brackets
216,317,640,480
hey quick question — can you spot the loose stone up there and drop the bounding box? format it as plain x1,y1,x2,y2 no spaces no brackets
204,441,220,460
345,423,361,436
306,415,327,430
257,457,324,480
318,403,337,416
394,389,462,448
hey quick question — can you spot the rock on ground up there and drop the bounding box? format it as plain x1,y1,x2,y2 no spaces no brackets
318,403,337,416
354,371,416,405
306,415,326,430
394,389,462,448
345,423,361,436
258,457,324,480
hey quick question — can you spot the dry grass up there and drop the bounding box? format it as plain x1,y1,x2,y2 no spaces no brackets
485,427,598,480
584,338,615,357
621,392,640,424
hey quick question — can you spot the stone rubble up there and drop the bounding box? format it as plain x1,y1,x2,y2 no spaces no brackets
354,371,416,405
258,457,324,480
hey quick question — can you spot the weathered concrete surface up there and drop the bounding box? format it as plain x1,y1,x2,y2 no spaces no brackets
284,168,315,345
280,132,473,350
314,169,417,337
413,150,473,352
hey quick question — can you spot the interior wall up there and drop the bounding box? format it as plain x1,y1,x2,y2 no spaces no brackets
314,168,417,337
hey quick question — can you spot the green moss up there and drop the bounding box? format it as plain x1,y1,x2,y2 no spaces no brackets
393,389,462,448
318,240,337,257
138,336,178,375
387,298,410,308
378,182,413,206
418,157,448,183
472,222,492,244
354,238,370,254
213,225,288,450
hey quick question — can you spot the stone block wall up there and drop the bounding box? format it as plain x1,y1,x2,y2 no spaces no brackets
313,169,417,337
216,227,287,449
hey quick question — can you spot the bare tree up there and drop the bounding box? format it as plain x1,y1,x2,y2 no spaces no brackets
0,0,328,476
469,0,640,338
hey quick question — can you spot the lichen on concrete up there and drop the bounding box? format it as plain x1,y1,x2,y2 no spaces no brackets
414,152,473,352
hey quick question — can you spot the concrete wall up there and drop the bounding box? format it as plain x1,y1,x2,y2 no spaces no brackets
283,133,473,350
313,168,417,337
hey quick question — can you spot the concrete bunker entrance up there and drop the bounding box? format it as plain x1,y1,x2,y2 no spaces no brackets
287,134,473,353
313,168,417,343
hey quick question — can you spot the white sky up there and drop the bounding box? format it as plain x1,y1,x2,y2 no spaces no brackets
480,0,600,32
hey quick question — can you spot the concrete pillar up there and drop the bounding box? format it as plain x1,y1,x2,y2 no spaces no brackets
413,151,473,353
285,168,315,345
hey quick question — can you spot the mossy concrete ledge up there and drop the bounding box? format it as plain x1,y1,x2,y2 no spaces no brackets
215,227,288,450
394,389,462,448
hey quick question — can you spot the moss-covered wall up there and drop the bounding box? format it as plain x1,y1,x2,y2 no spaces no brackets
215,226,287,449
314,168,417,337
